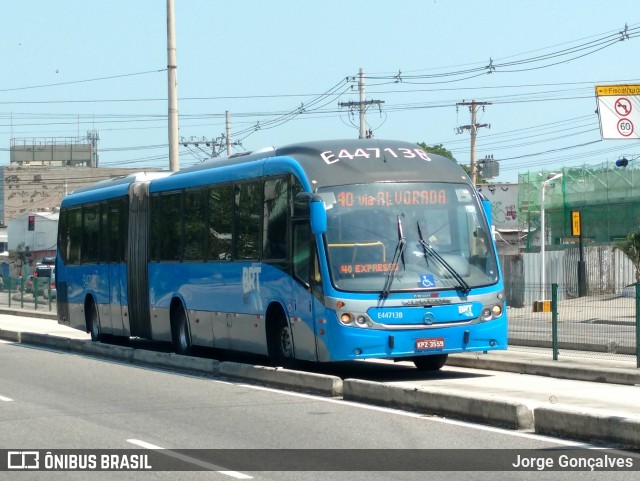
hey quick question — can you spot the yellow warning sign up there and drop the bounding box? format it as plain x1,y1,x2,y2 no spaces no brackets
596,84,640,96
571,211,581,236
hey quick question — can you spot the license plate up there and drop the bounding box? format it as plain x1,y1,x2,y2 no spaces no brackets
415,337,445,350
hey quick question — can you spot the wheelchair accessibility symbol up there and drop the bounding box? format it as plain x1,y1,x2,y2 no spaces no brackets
420,274,436,288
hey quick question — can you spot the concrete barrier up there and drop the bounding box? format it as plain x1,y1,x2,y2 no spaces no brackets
343,379,534,430
535,407,640,449
220,362,343,397
133,349,220,376
0,328,21,343
19,332,71,351
73,340,135,362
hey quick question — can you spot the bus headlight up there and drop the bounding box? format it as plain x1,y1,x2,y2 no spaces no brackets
355,315,367,326
481,304,503,321
339,313,354,325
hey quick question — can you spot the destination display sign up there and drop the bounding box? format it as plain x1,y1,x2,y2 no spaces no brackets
335,189,447,208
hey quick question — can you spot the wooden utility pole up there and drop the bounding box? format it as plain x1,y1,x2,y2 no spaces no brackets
456,100,490,184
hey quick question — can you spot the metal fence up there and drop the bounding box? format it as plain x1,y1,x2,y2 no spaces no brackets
507,283,639,367
0,277,56,312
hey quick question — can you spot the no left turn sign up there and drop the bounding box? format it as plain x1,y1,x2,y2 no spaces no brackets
615,97,632,117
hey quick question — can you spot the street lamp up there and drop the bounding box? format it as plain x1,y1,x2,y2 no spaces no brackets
541,172,563,290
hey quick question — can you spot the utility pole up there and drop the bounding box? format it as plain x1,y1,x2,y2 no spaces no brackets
180,136,223,160
456,100,491,184
87,130,100,167
167,0,180,172
225,111,232,154
339,68,384,139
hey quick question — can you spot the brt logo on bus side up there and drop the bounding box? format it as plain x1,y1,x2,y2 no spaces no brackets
242,266,263,310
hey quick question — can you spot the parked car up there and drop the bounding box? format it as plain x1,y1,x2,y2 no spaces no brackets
34,265,55,279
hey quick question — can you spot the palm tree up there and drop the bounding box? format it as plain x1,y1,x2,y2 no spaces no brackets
615,231,640,284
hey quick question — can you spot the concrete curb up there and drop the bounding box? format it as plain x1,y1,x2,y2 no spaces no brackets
535,406,640,449
133,349,220,376
343,379,534,430
19,332,71,351
219,362,343,397
448,355,640,386
0,328,22,343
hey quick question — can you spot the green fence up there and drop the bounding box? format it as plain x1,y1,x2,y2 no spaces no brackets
507,283,640,367
0,277,56,312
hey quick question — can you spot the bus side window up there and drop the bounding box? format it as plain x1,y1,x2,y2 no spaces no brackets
293,222,310,286
263,176,289,260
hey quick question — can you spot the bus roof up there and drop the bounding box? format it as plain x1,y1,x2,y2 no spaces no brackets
62,171,171,207
176,139,468,190
61,140,470,207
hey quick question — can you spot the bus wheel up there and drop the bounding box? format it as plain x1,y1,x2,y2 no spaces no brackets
268,313,293,366
279,321,294,360
87,301,101,342
412,354,448,371
174,308,192,355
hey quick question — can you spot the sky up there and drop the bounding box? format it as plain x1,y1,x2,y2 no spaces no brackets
1,0,639,182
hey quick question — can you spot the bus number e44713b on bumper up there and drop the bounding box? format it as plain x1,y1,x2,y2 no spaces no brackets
415,337,445,350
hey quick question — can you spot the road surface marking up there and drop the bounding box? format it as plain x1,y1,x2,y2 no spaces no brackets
0,394,13,402
127,439,252,479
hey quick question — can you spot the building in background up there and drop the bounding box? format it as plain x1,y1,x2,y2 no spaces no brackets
518,163,640,249
476,182,521,255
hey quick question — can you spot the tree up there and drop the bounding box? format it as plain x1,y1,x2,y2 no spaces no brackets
615,231,640,284
417,142,484,183
417,142,454,160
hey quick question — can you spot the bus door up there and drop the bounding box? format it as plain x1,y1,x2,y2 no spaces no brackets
290,221,322,361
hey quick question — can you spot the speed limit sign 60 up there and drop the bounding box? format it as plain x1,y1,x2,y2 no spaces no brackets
617,118,634,137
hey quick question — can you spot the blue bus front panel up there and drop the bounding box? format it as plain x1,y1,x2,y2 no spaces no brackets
314,294,507,362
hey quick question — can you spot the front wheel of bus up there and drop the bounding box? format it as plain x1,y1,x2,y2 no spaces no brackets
268,313,294,366
413,354,448,371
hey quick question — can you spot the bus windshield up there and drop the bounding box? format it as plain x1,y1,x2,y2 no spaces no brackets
320,182,498,293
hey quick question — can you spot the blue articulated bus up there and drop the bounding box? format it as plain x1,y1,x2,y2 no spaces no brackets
56,139,507,370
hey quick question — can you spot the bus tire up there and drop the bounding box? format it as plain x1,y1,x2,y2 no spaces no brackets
173,306,192,355
267,309,293,366
412,354,448,371
87,299,101,342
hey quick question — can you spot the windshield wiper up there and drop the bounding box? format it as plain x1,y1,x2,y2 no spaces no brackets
380,215,406,299
417,221,471,294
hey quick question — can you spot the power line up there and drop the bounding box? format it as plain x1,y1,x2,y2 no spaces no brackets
0,69,167,93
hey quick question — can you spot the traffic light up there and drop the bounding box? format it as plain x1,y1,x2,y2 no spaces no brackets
615,157,629,167
28,215,35,231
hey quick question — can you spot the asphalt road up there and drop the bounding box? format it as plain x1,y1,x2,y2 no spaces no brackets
1,340,638,480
